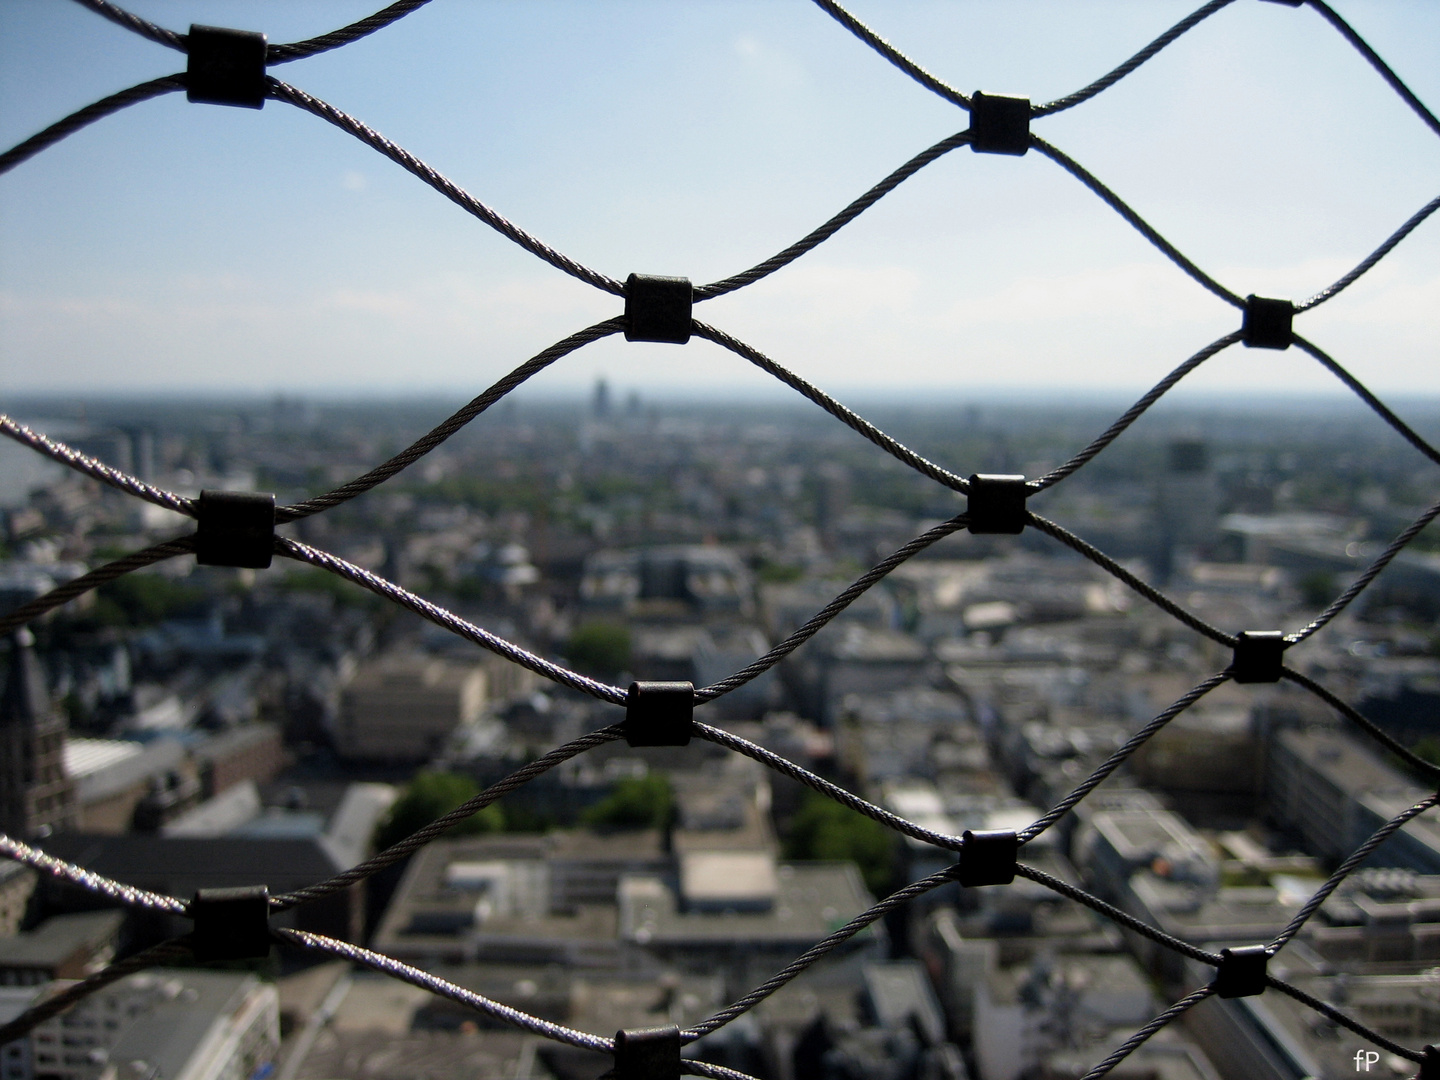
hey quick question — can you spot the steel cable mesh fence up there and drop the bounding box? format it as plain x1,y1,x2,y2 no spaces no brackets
1,0,1439,1076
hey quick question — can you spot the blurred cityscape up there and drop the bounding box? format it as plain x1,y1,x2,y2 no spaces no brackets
3,388,1440,1080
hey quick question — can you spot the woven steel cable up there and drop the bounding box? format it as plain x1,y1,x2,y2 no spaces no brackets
68,0,437,68
0,834,187,915
271,926,613,1052
1269,792,1440,952
1077,986,1214,1080
264,78,623,296
1030,138,1244,308
1293,335,1440,469
0,75,186,177
266,1,436,64
277,319,626,521
692,323,972,494
0,938,192,1047
696,514,972,700
1281,669,1440,782
695,723,964,852
1030,333,1243,492
683,867,961,1040
272,725,626,909
1266,974,1425,1062
1299,194,1440,311
2,1,1440,1073
1026,516,1237,646
694,130,974,301
808,0,970,110
1014,864,1221,967
1019,671,1233,843
68,0,185,51
1031,0,1238,118
1306,0,1440,141
0,417,195,516
274,537,628,706
0,537,196,636
1286,494,1440,646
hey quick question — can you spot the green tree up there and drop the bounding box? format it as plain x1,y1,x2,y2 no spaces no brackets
783,789,896,897
581,774,673,830
88,573,206,628
374,771,504,852
565,621,631,680
1298,571,1335,609
1413,737,1440,768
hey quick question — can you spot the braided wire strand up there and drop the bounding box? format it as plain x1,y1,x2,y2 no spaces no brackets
808,0,969,110
684,867,959,1039
697,514,970,700
0,537,196,636
1030,138,1243,308
0,834,187,915
68,0,184,51
0,75,185,177
1292,336,1440,469
267,0,435,64
274,537,627,705
278,319,626,520
1269,792,1440,951
1286,494,1440,646
1019,671,1232,843
1282,669,1440,782
3,0,1440,1071
0,939,193,1046
1077,986,1214,1080
1306,0,1440,141
272,725,626,908
271,927,612,1052
0,417,195,516
1032,0,1238,117
265,79,623,296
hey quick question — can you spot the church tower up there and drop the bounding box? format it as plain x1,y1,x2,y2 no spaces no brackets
0,630,75,839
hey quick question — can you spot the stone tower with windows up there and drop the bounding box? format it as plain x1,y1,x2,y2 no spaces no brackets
0,630,75,839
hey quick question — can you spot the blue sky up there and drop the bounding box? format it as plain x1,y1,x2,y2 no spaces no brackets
1,0,1437,401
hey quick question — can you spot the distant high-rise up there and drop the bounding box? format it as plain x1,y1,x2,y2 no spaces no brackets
1153,437,1220,580
592,377,611,419
0,630,75,839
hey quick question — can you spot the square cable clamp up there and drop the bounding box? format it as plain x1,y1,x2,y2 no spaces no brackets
1241,295,1294,350
625,274,693,344
966,475,1029,535
1213,945,1269,999
625,681,694,747
955,829,1018,887
196,490,276,569
187,24,268,109
969,92,1031,156
614,1026,681,1080
188,885,271,962
1232,630,1286,684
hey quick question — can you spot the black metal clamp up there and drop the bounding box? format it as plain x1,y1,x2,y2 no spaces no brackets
1419,1046,1439,1080
1231,630,1286,684
625,275,693,344
195,490,276,569
966,474,1029,535
188,885,272,962
1241,295,1294,350
187,25,268,109
955,829,1019,887
614,1026,682,1080
969,92,1031,156
624,682,694,747
1213,945,1269,999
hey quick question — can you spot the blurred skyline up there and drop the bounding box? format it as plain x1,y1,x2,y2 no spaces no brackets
2,0,1438,401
